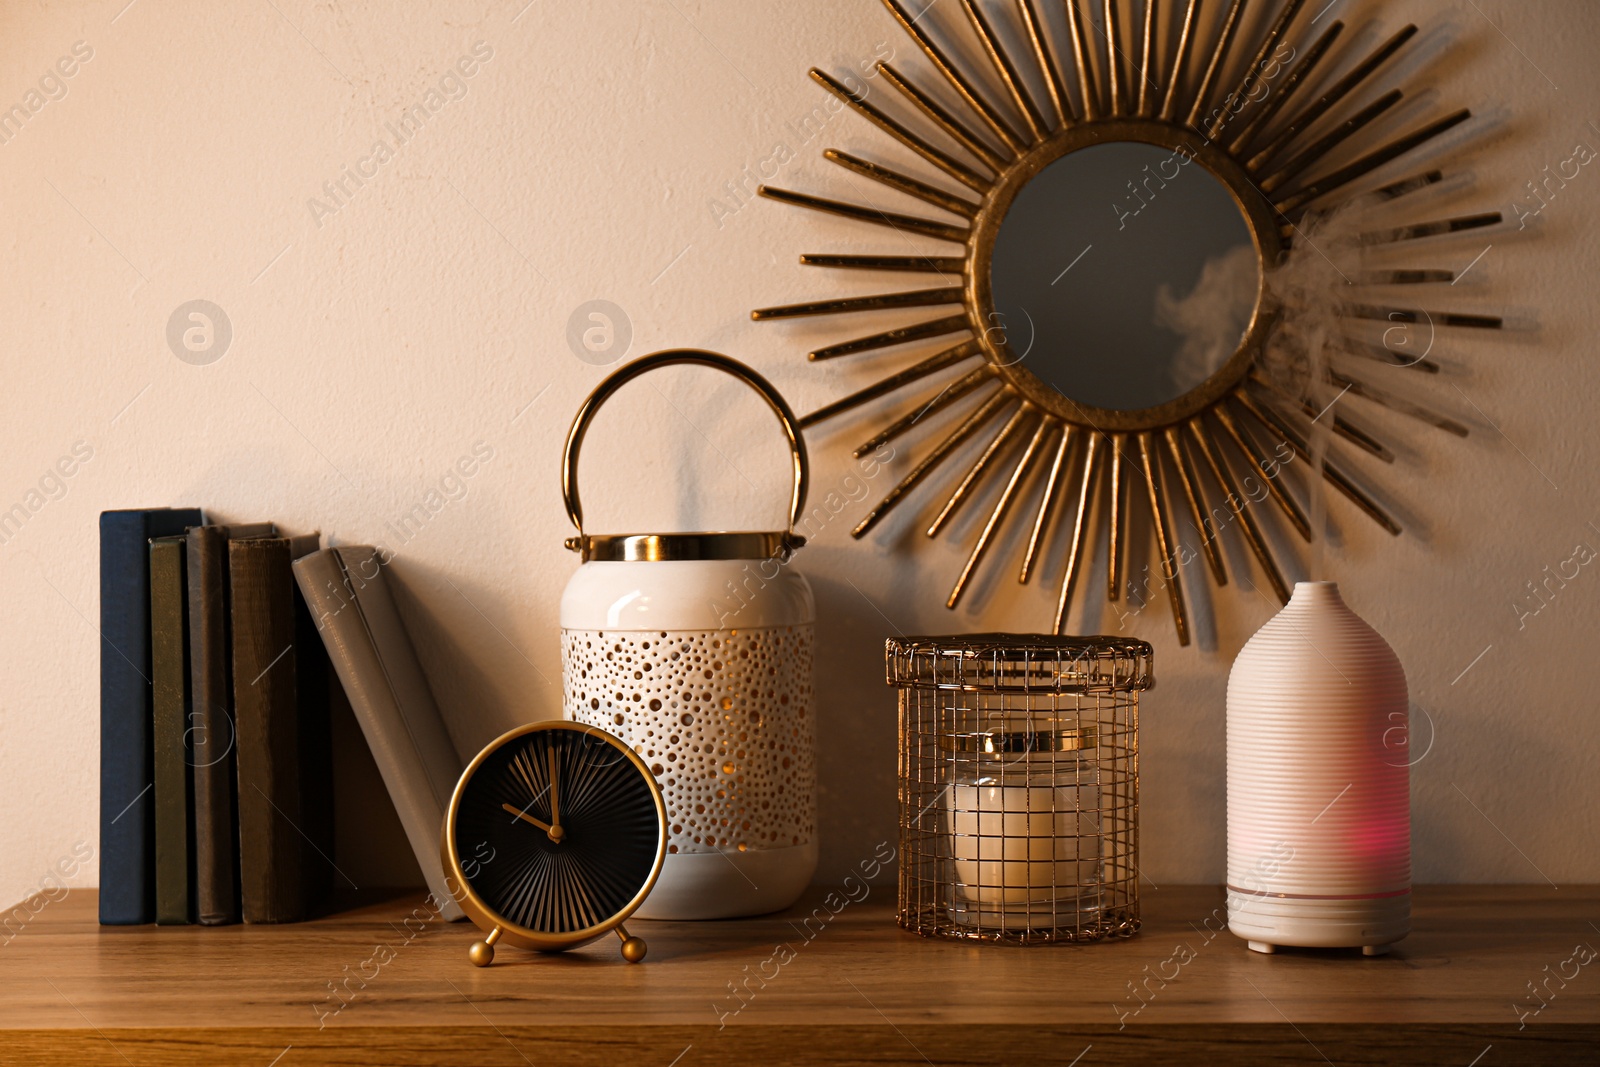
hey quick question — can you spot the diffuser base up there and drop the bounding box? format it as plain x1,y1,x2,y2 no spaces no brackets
1229,890,1410,951
1246,939,1394,955
635,842,817,920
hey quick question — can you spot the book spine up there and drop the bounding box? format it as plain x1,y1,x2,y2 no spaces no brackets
99,508,201,925
231,536,331,923
188,527,240,925
150,538,193,925
292,539,335,907
294,547,463,920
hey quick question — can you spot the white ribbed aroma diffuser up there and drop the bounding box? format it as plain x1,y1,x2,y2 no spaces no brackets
1226,582,1410,955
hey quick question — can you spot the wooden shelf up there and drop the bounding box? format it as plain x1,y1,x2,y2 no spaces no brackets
1,886,1596,1064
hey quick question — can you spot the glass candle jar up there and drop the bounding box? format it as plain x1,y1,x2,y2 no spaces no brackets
947,722,1101,929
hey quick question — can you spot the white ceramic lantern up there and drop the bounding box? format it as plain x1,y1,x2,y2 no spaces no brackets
1226,581,1410,954
558,350,817,920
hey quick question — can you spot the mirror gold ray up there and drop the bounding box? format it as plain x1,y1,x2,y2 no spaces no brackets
753,0,1505,645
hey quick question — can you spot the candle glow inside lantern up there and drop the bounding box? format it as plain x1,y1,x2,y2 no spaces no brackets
889,634,1149,944
947,720,1102,914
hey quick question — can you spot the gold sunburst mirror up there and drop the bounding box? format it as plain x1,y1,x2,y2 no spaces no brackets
754,0,1504,644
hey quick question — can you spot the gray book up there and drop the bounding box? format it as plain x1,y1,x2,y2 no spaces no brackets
293,546,464,920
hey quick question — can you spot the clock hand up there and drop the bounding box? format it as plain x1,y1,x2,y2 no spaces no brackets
501,802,559,838
547,747,564,843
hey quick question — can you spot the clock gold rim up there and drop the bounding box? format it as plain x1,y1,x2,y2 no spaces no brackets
441,719,668,953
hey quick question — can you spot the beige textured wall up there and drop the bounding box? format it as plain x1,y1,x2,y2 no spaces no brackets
2,0,1597,907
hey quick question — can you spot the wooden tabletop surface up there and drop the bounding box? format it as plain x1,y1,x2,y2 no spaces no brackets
1,885,1596,1065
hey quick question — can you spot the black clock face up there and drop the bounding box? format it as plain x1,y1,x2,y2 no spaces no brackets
453,726,663,937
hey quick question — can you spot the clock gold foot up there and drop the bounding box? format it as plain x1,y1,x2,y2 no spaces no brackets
617,924,647,963
470,926,503,967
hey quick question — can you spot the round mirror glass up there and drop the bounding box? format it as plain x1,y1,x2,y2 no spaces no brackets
990,141,1262,412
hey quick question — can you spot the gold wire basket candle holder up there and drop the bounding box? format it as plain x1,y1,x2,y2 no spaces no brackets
887,634,1151,945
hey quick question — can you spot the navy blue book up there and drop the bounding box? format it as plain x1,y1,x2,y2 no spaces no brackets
99,506,203,925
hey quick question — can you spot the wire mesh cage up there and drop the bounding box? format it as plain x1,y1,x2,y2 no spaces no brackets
887,634,1152,945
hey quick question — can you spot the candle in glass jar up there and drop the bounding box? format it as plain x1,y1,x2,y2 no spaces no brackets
946,723,1101,911
949,779,1100,904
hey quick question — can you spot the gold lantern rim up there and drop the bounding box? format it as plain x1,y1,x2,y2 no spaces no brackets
564,529,804,562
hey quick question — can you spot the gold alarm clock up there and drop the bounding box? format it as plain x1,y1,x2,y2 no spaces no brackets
442,721,667,966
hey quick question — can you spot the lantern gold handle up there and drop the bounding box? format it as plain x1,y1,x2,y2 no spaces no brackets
562,349,811,548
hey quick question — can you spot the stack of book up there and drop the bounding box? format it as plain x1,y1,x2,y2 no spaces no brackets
99,508,465,925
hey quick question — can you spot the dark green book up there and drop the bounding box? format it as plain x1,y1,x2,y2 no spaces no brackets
187,521,275,926
149,536,193,925
230,534,333,923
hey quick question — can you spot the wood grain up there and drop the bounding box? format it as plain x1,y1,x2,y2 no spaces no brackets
0,886,1595,1065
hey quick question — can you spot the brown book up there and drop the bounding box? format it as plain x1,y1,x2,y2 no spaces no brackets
230,534,333,923
149,536,192,924
186,521,275,925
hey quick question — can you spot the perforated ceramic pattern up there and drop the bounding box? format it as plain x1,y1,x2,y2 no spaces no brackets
562,626,816,856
